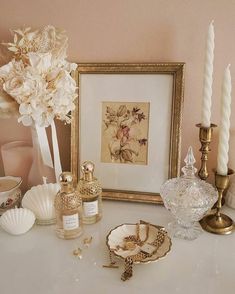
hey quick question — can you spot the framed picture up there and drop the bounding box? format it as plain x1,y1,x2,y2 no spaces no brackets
71,63,184,204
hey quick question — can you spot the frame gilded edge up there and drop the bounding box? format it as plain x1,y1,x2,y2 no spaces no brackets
71,63,185,204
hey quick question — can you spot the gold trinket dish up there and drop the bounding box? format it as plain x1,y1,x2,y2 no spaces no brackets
106,223,172,264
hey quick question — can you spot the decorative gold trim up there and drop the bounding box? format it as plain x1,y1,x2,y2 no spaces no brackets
71,63,185,203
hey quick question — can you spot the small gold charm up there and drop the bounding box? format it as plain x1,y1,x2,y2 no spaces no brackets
83,236,93,247
73,247,82,259
124,241,136,250
102,263,119,269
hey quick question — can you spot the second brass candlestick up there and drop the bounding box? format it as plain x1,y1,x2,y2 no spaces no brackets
196,123,217,180
200,169,234,235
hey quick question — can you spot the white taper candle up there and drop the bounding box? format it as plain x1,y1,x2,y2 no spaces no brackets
201,21,215,127
217,64,232,175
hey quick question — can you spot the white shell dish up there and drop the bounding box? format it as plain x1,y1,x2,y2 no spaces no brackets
0,208,35,235
22,183,60,225
106,223,172,263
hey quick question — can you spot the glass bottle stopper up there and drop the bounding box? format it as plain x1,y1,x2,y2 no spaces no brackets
181,146,197,178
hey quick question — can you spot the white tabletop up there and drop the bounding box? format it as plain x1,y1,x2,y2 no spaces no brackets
0,200,235,294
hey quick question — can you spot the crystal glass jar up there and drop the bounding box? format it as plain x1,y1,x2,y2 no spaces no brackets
160,146,218,240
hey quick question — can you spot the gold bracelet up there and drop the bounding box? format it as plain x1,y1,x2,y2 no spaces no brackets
121,228,166,281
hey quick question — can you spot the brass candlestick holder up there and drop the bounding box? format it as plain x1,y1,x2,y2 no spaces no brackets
200,169,234,235
196,123,217,180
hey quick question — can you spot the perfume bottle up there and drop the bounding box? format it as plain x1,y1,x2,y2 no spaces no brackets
54,172,83,239
77,161,102,224
160,146,218,240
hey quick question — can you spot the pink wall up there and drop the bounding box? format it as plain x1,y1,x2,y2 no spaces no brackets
0,0,235,180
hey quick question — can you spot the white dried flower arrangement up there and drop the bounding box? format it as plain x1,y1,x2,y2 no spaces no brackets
0,25,77,127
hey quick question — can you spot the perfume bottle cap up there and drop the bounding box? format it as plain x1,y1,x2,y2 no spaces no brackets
81,161,95,181
59,172,74,189
59,172,73,183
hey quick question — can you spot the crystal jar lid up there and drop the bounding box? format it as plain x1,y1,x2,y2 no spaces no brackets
160,147,218,208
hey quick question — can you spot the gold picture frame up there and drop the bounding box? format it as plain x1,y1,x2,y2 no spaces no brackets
71,63,184,204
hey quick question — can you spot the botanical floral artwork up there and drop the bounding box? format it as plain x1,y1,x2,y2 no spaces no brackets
101,101,150,165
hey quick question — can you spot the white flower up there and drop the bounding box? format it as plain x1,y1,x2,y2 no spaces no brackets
18,114,33,126
46,68,60,82
54,69,77,93
19,102,32,115
18,97,55,127
4,76,31,102
0,62,14,80
24,68,48,99
28,52,52,73
65,62,77,73
32,110,55,127
0,25,77,127
51,87,75,121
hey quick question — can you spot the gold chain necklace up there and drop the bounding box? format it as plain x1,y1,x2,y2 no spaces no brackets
121,228,166,281
103,222,167,281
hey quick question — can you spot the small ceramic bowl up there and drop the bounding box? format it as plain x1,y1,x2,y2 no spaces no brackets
0,176,22,215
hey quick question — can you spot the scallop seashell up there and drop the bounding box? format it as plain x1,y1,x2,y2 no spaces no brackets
0,208,35,235
22,183,60,225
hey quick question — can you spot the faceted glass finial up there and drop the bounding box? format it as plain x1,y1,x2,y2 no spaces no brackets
181,146,197,177
184,146,196,166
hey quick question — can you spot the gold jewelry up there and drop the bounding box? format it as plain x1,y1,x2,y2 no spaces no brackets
73,247,82,259
102,250,119,269
72,235,93,259
136,222,140,242
142,223,149,244
83,236,92,247
121,227,166,281
149,228,166,248
121,256,134,281
104,221,169,282
122,222,150,249
124,241,137,250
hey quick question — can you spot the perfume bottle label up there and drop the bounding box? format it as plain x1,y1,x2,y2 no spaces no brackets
83,200,98,216
63,214,79,230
